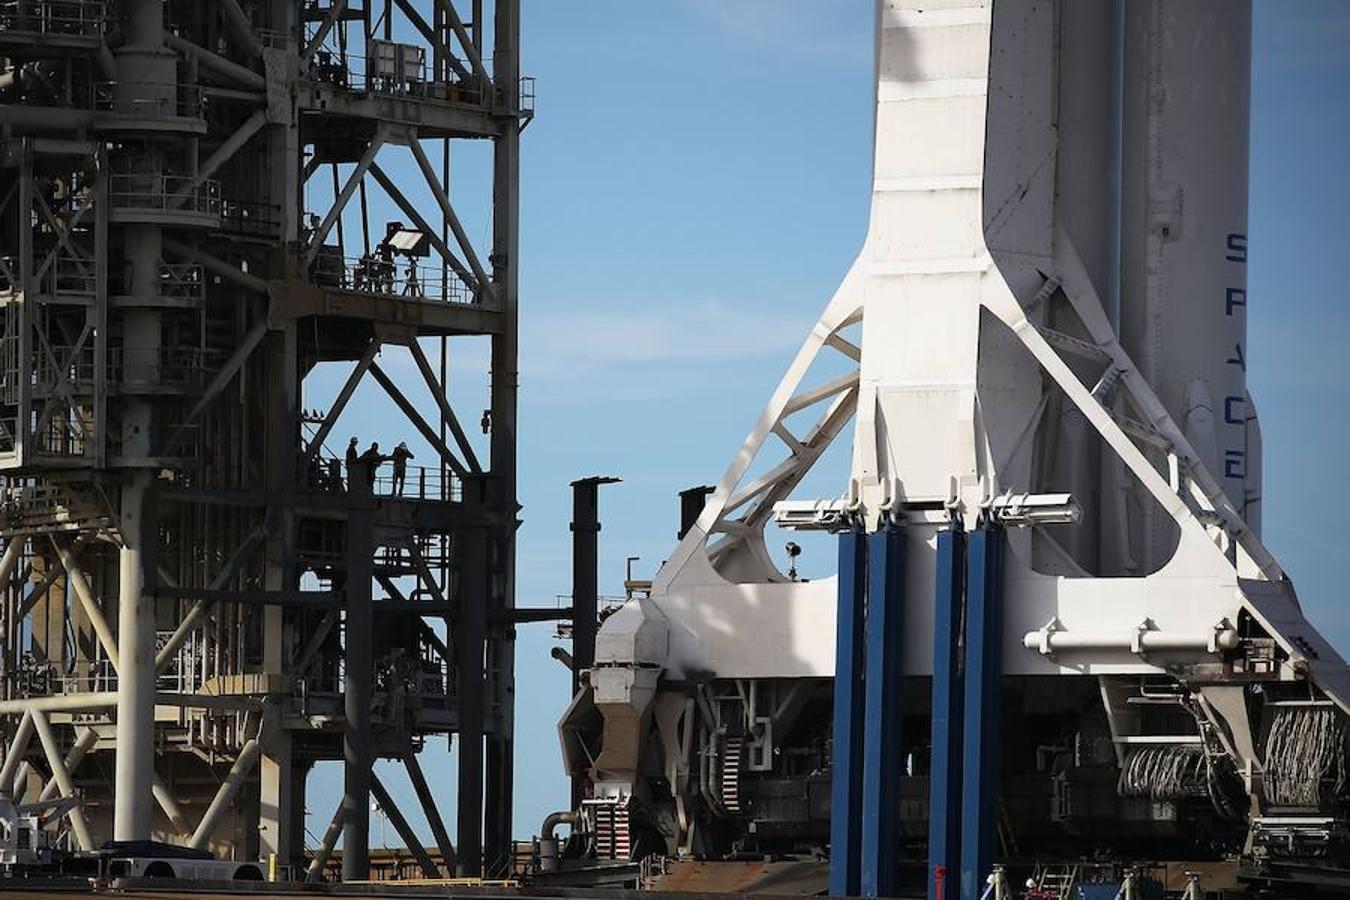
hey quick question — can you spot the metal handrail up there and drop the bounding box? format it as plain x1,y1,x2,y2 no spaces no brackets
308,253,475,304
220,199,282,236
306,455,462,501
92,81,203,118
108,173,221,215
108,346,220,389
34,251,96,297
0,0,107,35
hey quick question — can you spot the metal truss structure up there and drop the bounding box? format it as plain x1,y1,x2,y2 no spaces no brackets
0,0,525,881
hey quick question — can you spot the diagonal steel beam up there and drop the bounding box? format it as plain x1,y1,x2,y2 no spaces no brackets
190,737,263,849
406,339,481,472
369,363,470,478
170,110,268,210
403,751,458,869
407,139,493,299
371,772,440,877
0,711,34,789
301,0,349,67
30,709,94,851
369,163,478,296
165,319,270,454
305,132,386,266
306,800,346,882
305,340,380,463
162,237,269,295
51,539,119,672
37,726,96,803
435,0,488,81
293,610,337,674
394,0,469,82
155,526,267,673
152,772,193,837
166,33,266,91
219,0,263,59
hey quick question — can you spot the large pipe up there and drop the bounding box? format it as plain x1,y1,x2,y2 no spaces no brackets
537,810,579,873
30,710,94,851
305,801,346,882
0,712,34,789
114,469,157,840
152,773,192,837
52,542,119,671
189,738,262,849
1024,627,1240,654
37,727,98,803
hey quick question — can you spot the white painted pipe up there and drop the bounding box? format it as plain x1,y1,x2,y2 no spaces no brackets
306,801,346,882
189,738,262,849
0,693,118,716
0,711,34,789
30,710,94,851
38,727,98,802
1024,628,1239,654
152,772,192,837
52,542,120,671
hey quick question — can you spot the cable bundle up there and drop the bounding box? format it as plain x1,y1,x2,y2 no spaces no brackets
1264,707,1348,807
1118,744,1208,800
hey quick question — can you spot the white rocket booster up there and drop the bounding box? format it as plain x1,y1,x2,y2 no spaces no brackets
576,0,1344,815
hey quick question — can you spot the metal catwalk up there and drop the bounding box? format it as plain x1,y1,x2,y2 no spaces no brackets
0,0,524,881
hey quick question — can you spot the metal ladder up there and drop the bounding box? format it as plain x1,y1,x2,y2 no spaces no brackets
1036,863,1080,900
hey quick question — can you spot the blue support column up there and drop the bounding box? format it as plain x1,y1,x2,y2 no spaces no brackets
958,526,1004,900
830,529,867,896
861,525,905,897
927,527,964,900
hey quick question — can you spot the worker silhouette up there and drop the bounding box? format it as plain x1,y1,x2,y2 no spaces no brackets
345,436,359,488
391,442,415,496
357,441,387,489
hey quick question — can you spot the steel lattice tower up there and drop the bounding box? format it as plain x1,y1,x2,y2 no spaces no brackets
0,0,523,880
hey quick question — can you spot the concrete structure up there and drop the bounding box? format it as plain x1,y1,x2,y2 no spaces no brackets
0,0,526,881
557,1,1350,895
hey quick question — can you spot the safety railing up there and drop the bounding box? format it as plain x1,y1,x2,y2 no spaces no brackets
28,412,94,459
33,251,97,297
108,346,219,390
108,259,205,302
219,199,282,237
0,256,19,293
305,456,462,502
0,415,15,454
308,254,475,304
0,0,106,36
0,337,19,406
108,173,221,217
33,343,96,388
519,76,536,116
106,421,199,457
306,48,488,100
92,81,203,119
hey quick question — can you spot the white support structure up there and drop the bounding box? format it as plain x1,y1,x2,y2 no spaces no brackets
566,0,1350,859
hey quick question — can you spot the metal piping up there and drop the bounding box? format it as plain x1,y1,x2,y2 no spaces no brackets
0,712,34,790
189,737,263,849
37,727,98,803
30,710,94,851
1024,625,1241,655
306,801,346,882
541,810,579,841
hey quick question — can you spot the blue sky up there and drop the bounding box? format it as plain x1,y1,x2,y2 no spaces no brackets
304,1,1350,848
